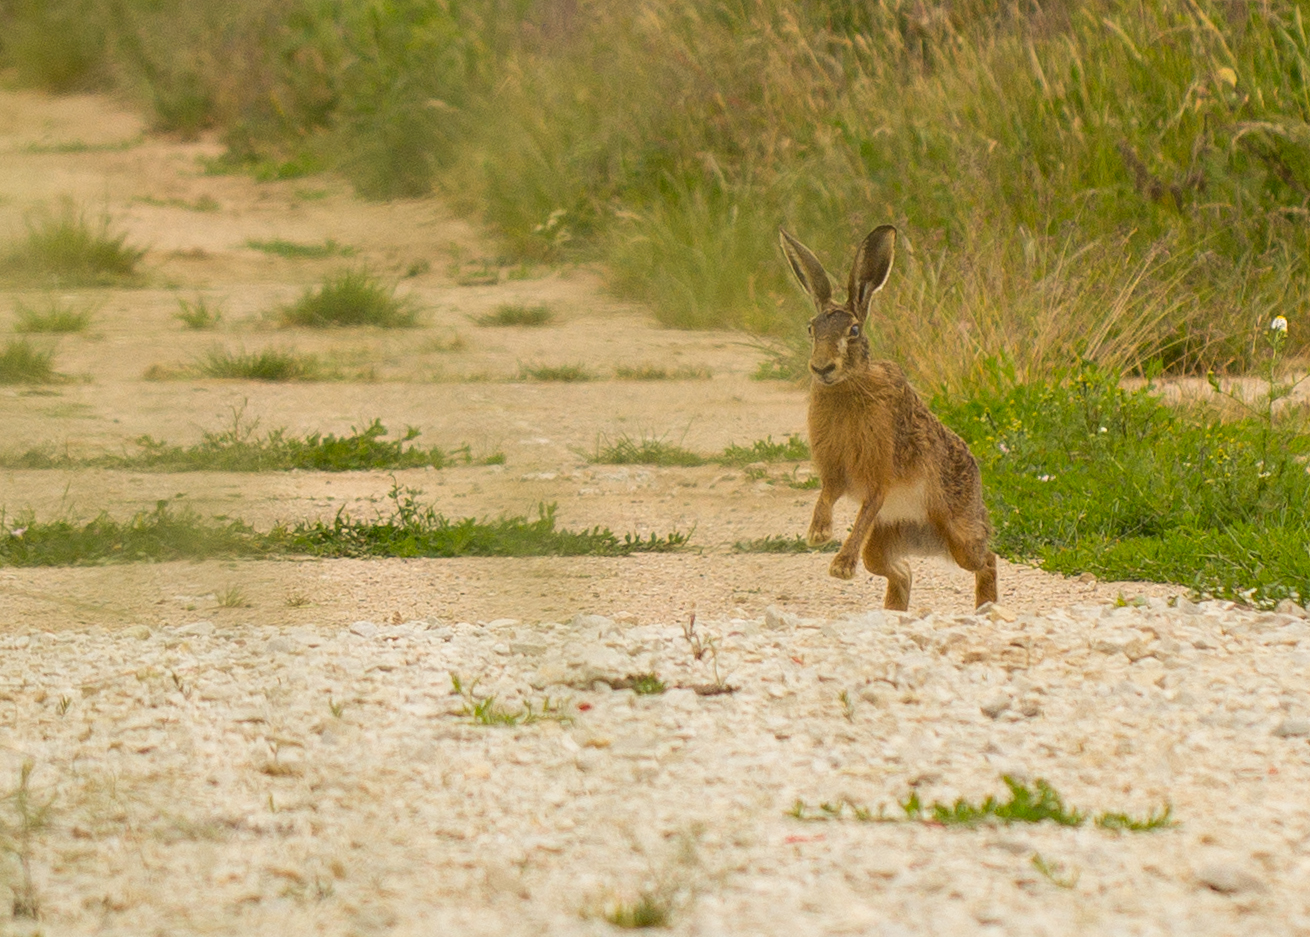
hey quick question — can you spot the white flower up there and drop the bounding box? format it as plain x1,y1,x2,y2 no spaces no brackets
9,527,25,538
1271,315,1288,333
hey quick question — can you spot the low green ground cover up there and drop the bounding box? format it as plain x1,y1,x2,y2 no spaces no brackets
0,488,688,566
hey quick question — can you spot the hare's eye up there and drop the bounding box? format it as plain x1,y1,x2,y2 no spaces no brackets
806,322,814,335
849,324,861,338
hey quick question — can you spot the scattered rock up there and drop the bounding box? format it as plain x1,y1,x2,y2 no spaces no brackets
349,620,379,638
763,605,796,631
1275,599,1308,619
1195,860,1265,895
176,620,214,637
981,694,1012,718
1272,718,1310,738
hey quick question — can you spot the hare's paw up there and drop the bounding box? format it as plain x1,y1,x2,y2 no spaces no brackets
828,553,858,580
806,521,833,546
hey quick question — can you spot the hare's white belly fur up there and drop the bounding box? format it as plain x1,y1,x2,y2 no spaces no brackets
875,478,929,525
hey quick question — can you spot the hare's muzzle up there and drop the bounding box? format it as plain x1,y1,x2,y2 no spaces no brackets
810,360,838,383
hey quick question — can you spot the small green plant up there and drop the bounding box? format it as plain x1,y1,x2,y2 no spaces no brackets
519,363,594,382
215,585,248,608
733,535,838,554
279,270,420,328
1032,853,1080,889
245,238,353,259
56,695,72,716
1095,807,1175,831
451,674,569,727
478,304,553,327
328,698,345,718
0,202,144,287
614,673,666,695
593,433,706,467
13,296,96,333
615,364,713,381
0,339,58,384
174,296,223,330
192,347,320,381
286,592,312,608
0,761,54,920
605,892,672,929
720,434,809,466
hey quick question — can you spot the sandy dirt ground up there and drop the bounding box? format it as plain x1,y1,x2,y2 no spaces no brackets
2,87,1308,937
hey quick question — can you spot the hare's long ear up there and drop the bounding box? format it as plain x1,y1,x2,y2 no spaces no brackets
848,225,896,323
779,228,832,309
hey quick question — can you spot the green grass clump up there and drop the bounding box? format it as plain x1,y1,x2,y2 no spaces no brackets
245,238,352,259
13,298,95,333
477,304,553,327
0,340,58,384
937,358,1310,607
733,535,837,554
174,296,223,330
192,348,319,381
605,893,671,929
790,777,1174,832
0,204,144,288
278,270,419,328
117,417,453,472
593,434,706,467
0,487,688,567
519,363,593,382
720,435,809,466
614,364,712,381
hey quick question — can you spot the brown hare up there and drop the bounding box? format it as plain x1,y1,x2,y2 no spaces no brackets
779,224,997,611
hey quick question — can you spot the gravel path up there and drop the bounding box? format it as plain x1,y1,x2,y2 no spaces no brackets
3,597,1309,935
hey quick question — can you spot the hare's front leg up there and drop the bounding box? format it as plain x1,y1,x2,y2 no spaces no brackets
829,493,884,580
807,485,838,546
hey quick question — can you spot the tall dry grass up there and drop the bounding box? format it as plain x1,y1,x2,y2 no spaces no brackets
4,0,1307,386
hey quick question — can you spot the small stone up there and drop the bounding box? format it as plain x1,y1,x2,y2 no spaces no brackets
488,617,520,628
572,613,616,633
1195,861,1265,894
510,641,548,657
763,605,796,631
1275,599,1309,619
349,621,378,638
1078,572,1097,584
1272,718,1310,738
264,636,298,654
126,625,151,640
1174,596,1203,614
176,620,214,637
1017,697,1042,718
981,695,1011,718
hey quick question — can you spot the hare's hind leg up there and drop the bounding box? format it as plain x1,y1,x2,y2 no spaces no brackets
861,528,912,611
940,520,997,609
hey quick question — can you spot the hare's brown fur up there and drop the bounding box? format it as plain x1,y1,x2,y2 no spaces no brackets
780,224,997,610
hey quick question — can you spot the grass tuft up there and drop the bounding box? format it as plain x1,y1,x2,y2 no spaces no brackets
0,203,144,287
13,296,95,333
174,296,223,330
605,893,672,929
615,364,712,381
720,434,809,466
0,340,58,384
733,535,837,554
191,347,320,381
278,270,419,328
519,363,594,383
477,304,553,327
245,238,352,259
593,433,706,467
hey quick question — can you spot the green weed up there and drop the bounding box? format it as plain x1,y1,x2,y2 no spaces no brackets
245,238,352,259
592,433,706,467
614,364,712,381
174,296,223,330
278,270,419,328
450,674,570,727
791,777,1173,832
1031,853,1080,889
519,363,594,383
720,435,809,467
0,761,54,920
14,296,96,333
605,892,672,929
0,340,58,384
191,347,320,381
110,410,453,472
0,487,689,567
2,0,106,91
0,203,144,288
478,304,553,327
733,536,837,554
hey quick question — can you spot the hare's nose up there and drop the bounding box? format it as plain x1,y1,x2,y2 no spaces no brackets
811,362,837,379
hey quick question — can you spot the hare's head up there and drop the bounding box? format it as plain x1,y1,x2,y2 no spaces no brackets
779,225,896,386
